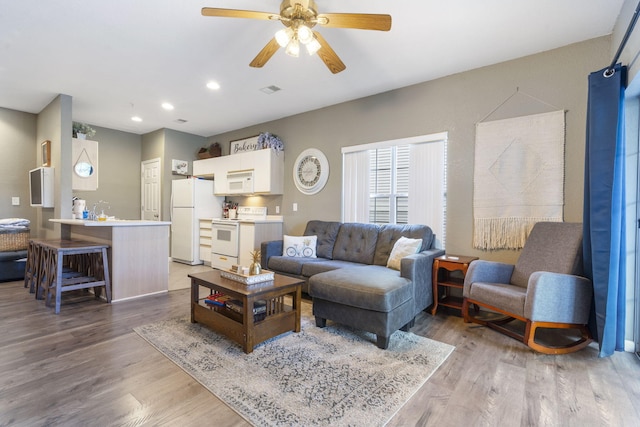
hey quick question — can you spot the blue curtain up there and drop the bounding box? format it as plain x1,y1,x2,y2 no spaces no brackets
583,64,627,357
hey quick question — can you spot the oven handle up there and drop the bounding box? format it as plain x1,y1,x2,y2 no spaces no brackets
211,221,239,229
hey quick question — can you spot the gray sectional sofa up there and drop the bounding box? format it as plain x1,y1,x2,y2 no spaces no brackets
261,220,444,348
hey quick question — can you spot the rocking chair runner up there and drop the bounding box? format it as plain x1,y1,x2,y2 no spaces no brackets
462,222,593,355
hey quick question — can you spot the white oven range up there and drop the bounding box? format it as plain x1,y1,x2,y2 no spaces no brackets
210,206,281,270
210,220,240,270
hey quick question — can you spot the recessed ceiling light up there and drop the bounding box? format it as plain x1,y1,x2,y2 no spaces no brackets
131,116,142,122
161,102,174,110
206,81,221,90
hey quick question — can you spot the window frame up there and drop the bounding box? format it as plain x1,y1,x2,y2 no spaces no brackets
342,132,447,248
368,145,409,225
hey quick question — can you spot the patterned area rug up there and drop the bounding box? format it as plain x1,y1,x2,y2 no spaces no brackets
134,303,454,427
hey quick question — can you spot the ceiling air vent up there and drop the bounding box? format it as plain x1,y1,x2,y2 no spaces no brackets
260,85,281,95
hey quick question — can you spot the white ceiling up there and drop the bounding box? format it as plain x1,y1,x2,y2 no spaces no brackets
0,0,625,137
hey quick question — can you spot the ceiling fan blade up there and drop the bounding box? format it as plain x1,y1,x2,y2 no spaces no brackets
201,7,278,21
317,13,391,31
314,32,346,74
249,38,281,68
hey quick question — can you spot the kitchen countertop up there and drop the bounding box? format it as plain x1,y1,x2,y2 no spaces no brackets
50,219,171,227
50,218,170,302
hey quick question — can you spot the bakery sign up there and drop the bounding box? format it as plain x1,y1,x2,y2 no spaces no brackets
229,135,260,155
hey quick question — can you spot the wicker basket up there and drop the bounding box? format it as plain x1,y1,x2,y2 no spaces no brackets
0,229,30,251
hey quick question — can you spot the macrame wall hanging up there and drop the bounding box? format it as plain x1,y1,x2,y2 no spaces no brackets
473,89,566,250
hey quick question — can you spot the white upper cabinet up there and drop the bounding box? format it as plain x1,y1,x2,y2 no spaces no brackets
192,149,284,195
192,156,220,178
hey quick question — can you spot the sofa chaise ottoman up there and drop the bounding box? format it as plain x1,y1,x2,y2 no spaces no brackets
261,220,444,348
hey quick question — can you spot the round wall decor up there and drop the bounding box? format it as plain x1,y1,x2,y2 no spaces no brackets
74,162,94,178
293,148,329,195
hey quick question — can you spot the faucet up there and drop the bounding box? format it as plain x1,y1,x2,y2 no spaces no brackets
89,200,110,220
89,203,98,221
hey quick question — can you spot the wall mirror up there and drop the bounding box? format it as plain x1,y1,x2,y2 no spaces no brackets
74,161,94,177
72,138,98,191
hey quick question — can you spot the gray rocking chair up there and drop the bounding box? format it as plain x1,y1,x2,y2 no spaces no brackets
462,222,593,355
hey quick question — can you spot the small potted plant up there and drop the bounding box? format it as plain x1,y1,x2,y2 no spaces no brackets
72,122,96,139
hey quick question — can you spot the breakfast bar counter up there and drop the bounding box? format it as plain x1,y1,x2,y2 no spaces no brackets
50,219,171,302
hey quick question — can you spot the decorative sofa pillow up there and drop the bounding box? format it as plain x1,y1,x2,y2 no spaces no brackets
283,235,317,258
386,236,423,270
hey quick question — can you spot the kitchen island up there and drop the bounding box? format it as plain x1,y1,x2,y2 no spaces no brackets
50,219,171,302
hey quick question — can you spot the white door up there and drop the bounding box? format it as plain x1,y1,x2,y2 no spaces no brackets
142,158,161,221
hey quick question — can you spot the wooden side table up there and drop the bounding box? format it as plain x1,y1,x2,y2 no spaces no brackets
431,254,478,316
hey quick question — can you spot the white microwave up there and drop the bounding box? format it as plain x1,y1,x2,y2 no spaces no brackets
227,170,254,194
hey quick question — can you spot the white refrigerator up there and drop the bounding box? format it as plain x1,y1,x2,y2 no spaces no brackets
171,178,223,265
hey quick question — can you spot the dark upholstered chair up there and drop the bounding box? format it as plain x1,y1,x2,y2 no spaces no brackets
462,222,593,354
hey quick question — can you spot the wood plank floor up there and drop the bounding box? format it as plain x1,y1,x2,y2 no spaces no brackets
1,262,639,426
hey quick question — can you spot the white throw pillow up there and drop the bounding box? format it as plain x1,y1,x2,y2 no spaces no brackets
386,236,423,270
283,235,317,258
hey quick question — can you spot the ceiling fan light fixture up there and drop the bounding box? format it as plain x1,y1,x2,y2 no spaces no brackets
285,38,300,57
201,1,389,73
275,27,294,47
297,24,313,44
305,37,321,55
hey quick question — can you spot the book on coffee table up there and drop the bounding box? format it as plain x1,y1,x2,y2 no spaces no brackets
204,292,227,306
225,299,267,321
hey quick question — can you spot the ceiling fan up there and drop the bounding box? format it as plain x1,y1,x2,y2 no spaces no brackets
201,0,392,74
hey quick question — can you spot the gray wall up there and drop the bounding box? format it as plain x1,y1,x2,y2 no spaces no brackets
162,129,208,222
0,36,614,259
0,105,144,234
35,94,72,239
0,108,37,225
73,125,142,220
141,128,208,222
163,128,208,179
209,36,611,265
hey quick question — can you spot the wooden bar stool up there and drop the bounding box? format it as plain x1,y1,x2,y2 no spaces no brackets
38,240,111,314
24,238,48,294
38,244,56,300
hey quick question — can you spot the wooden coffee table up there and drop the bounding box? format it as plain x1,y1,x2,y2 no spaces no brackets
189,270,303,354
